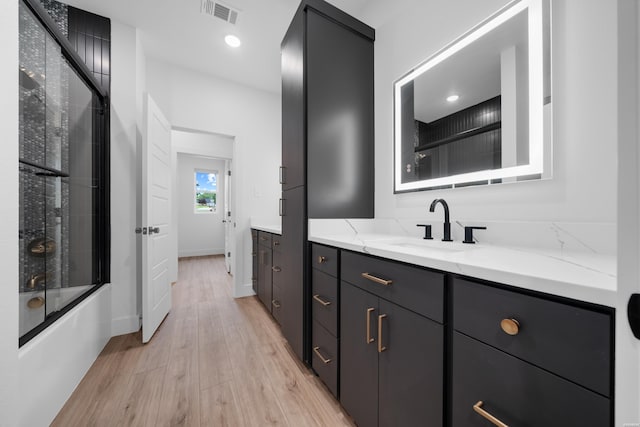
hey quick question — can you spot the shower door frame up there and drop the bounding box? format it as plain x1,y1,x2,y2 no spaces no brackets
18,0,110,347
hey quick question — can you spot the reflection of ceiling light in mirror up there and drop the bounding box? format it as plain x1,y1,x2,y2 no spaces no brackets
225,35,241,48
446,94,459,102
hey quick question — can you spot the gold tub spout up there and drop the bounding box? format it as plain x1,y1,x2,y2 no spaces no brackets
26,272,48,290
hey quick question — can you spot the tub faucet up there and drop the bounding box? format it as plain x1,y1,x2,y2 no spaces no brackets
429,199,453,241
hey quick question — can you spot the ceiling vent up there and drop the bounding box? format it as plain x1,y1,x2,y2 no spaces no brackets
201,0,239,25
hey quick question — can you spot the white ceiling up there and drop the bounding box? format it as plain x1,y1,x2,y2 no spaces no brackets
61,0,373,94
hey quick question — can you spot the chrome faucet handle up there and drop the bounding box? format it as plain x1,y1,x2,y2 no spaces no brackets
416,224,433,240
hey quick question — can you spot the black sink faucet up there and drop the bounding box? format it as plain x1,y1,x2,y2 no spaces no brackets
429,199,453,242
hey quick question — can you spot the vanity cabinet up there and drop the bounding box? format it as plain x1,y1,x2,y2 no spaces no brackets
340,251,445,427
310,244,340,397
451,277,613,427
280,0,375,363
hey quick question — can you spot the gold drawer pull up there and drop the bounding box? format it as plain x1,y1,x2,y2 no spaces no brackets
318,255,327,264
313,294,331,307
272,266,282,272
274,240,280,246
473,401,509,427
271,300,281,309
378,314,387,353
366,308,375,344
500,318,520,336
361,272,393,286
313,346,332,364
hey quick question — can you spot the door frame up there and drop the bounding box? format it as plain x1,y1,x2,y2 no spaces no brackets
169,128,236,285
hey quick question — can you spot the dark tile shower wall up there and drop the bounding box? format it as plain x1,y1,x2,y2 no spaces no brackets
41,0,111,94
416,96,502,180
67,7,111,93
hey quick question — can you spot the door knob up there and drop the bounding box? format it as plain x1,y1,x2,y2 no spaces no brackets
149,226,160,234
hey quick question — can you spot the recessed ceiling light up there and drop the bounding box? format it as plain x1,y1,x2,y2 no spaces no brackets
446,94,459,102
225,35,241,48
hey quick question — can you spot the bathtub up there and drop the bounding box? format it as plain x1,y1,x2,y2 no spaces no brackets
20,285,94,337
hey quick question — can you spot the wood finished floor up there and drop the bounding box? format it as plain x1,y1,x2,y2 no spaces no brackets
52,255,354,427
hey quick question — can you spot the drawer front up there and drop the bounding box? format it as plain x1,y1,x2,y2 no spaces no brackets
341,251,444,323
258,231,272,248
311,244,339,277
453,277,612,396
312,320,338,398
452,332,610,427
312,269,338,336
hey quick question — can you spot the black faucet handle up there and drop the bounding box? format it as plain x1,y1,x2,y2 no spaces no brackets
416,224,433,240
463,226,487,244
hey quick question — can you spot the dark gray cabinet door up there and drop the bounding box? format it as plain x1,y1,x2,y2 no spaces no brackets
340,282,379,427
306,9,374,219
378,300,443,427
280,186,305,360
452,332,610,427
257,247,272,312
280,10,305,191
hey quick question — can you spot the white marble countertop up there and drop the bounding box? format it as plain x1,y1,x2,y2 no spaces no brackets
308,231,617,307
250,219,281,235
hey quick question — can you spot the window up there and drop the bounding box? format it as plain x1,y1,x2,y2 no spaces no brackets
194,170,217,213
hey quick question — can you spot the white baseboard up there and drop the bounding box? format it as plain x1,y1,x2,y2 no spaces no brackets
111,314,140,336
178,248,225,258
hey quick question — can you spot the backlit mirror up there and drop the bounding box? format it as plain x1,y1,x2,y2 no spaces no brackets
394,0,551,192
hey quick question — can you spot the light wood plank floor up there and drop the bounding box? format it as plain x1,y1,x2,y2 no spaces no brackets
52,255,354,427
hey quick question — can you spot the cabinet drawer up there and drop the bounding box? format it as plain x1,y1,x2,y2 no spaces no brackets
312,320,338,398
341,251,444,323
453,277,612,396
311,244,338,277
258,231,272,248
312,269,338,336
452,332,610,427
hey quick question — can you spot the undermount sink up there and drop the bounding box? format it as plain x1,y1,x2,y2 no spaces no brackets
375,237,472,254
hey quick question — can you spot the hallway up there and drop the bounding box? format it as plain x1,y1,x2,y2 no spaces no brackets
52,256,353,426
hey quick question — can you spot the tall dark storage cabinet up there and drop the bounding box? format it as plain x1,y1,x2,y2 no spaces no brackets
280,0,374,362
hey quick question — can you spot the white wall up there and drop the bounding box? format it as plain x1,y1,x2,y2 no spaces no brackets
147,59,281,297
177,154,227,257
616,0,640,423
360,0,618,226
0,0,19,423
109,20,142,336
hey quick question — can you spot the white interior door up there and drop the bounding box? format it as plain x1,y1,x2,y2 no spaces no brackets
142,94,172,343
223,160,232,274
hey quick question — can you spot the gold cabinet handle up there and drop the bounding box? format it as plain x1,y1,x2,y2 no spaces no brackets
318,255,327,264
313,294,331,307
273,240,280,246
366,308,375,344
271,300,281,309
361,272,393,286
313,346,332,364
378,314,387,353
272,266,281,272
473,401,509,427
500,318,520,336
